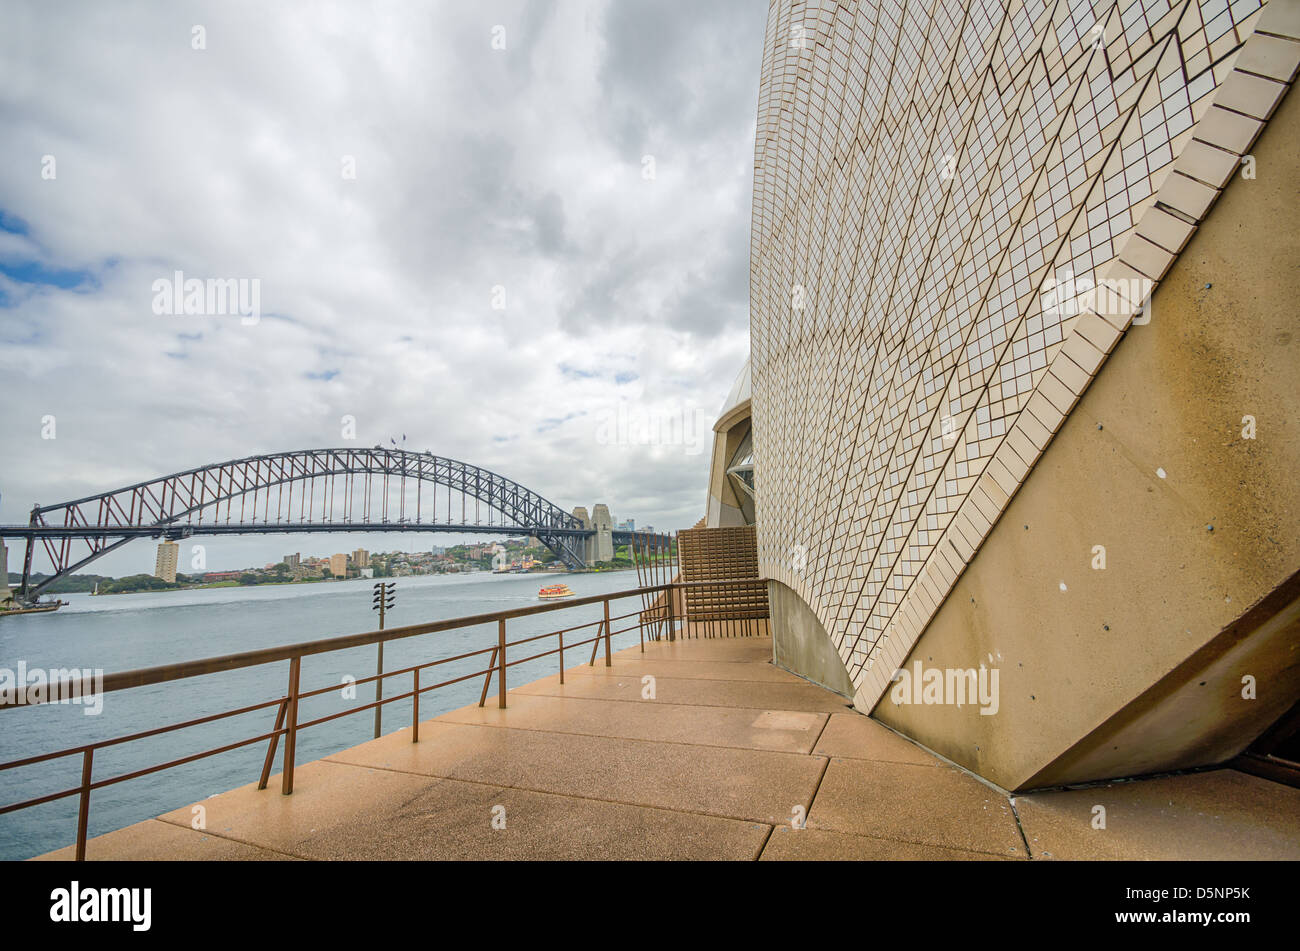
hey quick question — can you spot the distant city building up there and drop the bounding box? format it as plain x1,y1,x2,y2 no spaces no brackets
154,541,179,583
352,549,369,568
283,553,300,568
359,567,374,579
329,553,348,578
617,519,635,532
430,545,446,555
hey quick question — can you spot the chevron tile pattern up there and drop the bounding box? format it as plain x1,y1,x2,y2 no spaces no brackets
749,0,1298,706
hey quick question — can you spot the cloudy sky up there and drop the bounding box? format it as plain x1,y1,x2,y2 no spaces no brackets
0,0,764,575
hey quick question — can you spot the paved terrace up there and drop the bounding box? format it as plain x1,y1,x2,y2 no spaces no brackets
38,635,1300,861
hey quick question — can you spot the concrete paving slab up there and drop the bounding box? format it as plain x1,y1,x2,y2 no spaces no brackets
1014,768,1300,860
809,758,1026,858
516,670,853,713
814,713,948,767
129,761,771,861
153,759,449,856
760,825,1022,861
35,818,298,861
326,720,827,825
289,775,771,860
623,638,775,664
436,693,828,753
567,658,797,683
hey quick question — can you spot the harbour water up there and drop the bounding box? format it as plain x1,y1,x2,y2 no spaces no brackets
0,570,652,860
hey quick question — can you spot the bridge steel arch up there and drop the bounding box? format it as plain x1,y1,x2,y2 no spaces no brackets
9,448,589,602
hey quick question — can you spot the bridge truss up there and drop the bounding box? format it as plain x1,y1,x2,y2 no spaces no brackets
2,448,599,603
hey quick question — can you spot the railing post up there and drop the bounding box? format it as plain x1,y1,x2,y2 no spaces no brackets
558,630,565,685
373,640,384,739
603,598,611,667
258,698,289,790
497,618,507,709
666,582,676,642
75,748,93,862
478,646,498,707
412,667,420,743
282,656,301,795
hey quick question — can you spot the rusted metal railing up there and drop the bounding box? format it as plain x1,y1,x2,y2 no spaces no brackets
0,578,763,860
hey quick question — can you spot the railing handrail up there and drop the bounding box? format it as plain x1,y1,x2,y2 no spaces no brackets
0,580,742,708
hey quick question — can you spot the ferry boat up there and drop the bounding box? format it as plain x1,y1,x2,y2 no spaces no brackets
0,599,68,617
537,583,575,601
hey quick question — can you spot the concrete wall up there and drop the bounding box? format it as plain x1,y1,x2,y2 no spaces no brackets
872,84,1300,791
769,580,855,699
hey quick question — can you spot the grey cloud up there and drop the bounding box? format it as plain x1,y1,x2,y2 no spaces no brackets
0,0,765,575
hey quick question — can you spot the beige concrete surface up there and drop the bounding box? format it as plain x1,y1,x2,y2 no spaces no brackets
36,818,298,861
1015,769,1300,860
768,579,856,698
761,826,1019,861
436,693,828,753
36,634,1300,860
808,759,1027,857
514,668,853,712
814,713,949,768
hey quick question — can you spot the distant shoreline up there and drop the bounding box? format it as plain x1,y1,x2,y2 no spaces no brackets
84,565,647,597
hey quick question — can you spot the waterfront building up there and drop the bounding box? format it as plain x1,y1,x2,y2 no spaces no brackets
153,541,179,584
283,553,300,568
702,0,1300,791
352,549,369,568
329,553,348,579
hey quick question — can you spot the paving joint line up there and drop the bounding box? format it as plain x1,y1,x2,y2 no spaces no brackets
404,715,831,756
312,757,803,830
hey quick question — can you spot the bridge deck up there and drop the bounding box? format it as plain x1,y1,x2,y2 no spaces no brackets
35,636,1300,861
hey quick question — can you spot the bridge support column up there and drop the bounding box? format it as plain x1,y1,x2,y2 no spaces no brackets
0,541,11,607
591,504,614,564
571,507,595,567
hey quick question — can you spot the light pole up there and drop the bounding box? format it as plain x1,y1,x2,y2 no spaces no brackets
371,581,396,737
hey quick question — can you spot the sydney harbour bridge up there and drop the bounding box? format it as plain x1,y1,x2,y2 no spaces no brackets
0,447,655,605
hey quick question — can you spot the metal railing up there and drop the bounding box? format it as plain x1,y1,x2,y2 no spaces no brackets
0,578,765,860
